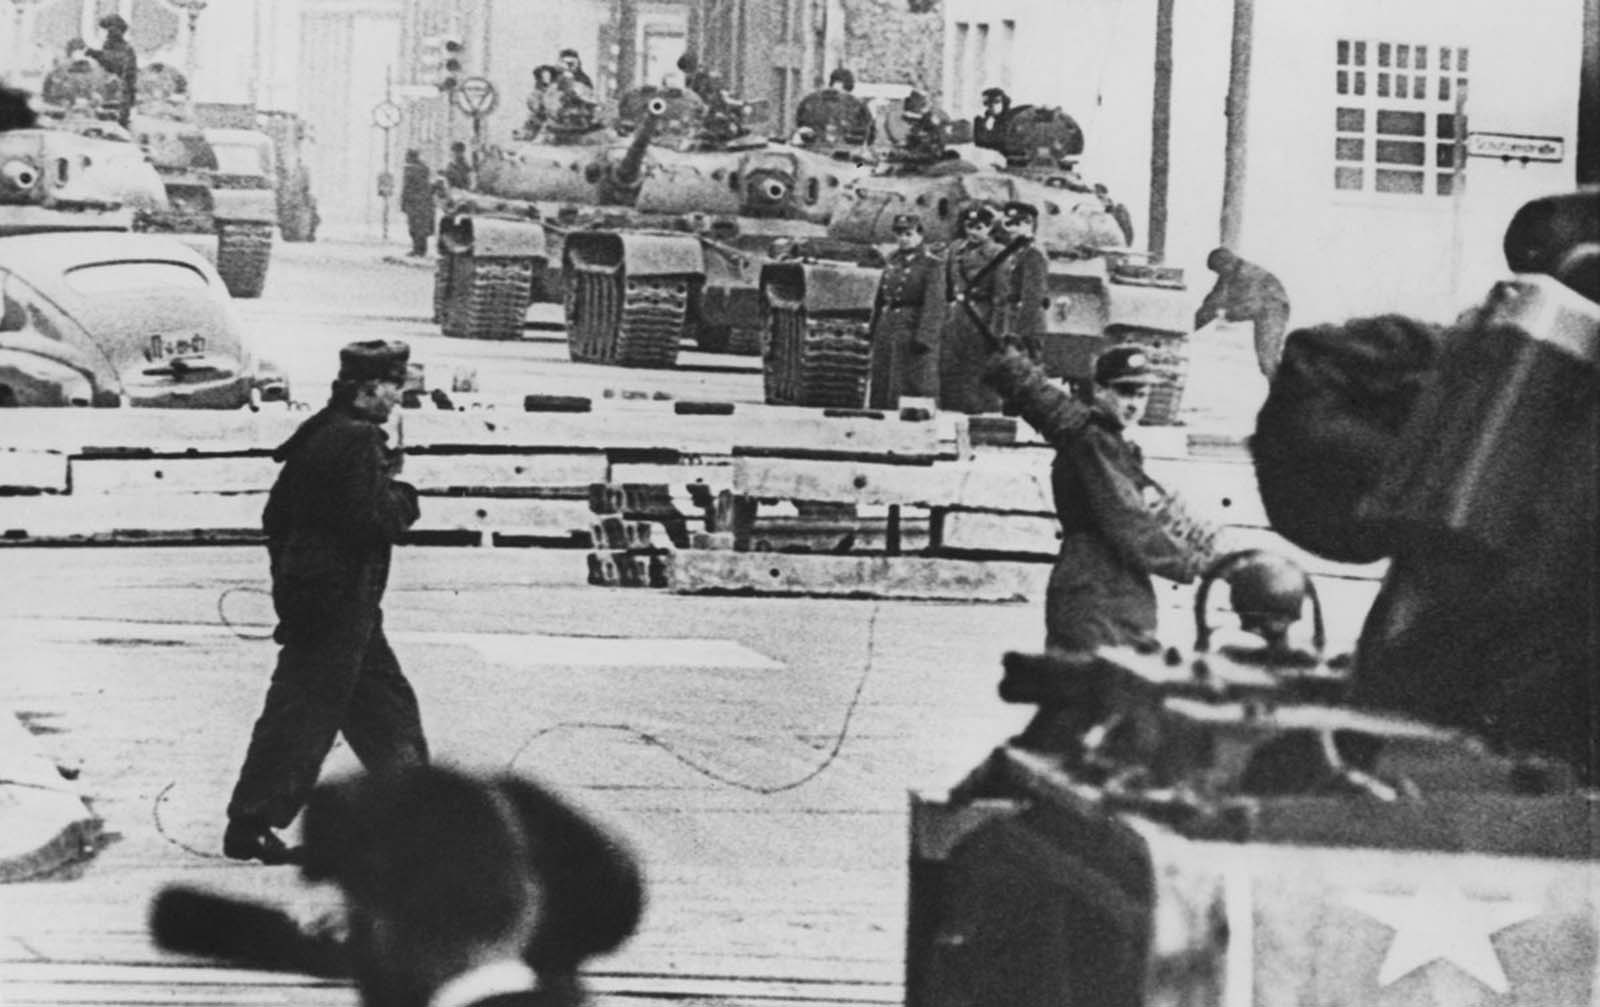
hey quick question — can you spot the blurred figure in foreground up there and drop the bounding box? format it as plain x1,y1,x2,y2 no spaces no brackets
1251,188,1598,780
302,765,645,1007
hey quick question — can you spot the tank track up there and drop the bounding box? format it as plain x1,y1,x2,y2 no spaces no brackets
566,269,686,368
432,254,451,324
763,309,872,408
441,257,534,341
215,222,273,299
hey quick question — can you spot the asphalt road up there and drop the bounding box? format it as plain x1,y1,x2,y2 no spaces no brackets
0,240,1369,1005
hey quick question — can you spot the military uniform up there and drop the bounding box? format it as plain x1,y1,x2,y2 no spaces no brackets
986,347,1206,651
1194,249,1292,379
793,88,874,146
997,240,1049,361
939,226,1005,414
87,17,137,126
227,341,427,851
868,241,945,408
400,154,435,256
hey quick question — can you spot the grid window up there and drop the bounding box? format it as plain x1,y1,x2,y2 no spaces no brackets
1332,39,1467,197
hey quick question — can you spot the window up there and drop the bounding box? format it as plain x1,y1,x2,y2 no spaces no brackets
1334,39,1467,196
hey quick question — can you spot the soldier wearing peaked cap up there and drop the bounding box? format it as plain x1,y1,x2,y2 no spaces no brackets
867,214,946,408
224,340,428,866
939,204,1006,413
301,764,645,1007
984,341,1212,652
995,201,1049,363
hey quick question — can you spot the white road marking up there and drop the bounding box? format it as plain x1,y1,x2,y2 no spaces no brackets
0,617,782,670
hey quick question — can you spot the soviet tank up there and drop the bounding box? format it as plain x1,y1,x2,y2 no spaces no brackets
11,58,168,232
432,88,678,342
760,102,1192,418
129,63,278,298
560,89,873,367
1,125,167,235
906,549,1599,1005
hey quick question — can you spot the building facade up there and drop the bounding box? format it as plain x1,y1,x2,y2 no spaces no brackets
690,0,942,136
943,0,1588,326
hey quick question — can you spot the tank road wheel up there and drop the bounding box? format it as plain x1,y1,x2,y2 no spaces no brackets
442,257,535,341
764,306,872,407
215,222,273,299
566,264,687,368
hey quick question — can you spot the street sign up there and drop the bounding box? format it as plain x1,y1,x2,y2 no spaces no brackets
370,100,402,130
452,76,499,116
1466,132,1565,163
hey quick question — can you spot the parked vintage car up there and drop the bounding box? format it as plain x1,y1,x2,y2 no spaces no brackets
0,231,287,408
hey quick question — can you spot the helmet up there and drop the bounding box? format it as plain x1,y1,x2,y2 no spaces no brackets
1224,552,1310,627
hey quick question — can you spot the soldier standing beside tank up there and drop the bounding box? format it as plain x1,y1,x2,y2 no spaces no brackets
867,214,946,409
400,149,434,258
444,141,473,190
1194,246,1292,379
995,201,1049,362
939,205,1005,414
224,340,428,865
86,14,137,127
986,342,1208,651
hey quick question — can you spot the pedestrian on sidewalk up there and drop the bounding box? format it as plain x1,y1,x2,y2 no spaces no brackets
400,149,435,257
301,764,645,1007
985,342,1212,652
1194,246,1291,380
224,340,427,865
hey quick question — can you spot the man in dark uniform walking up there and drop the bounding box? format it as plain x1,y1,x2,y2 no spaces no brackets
867,214,945,409
939,204,1005,414
86,13,137,127
986,342,1210,651
224,340,428,864
1194,246,1292,379
996,200,1049,362
400,149,435,257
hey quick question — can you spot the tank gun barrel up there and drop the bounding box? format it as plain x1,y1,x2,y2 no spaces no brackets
598,97,665,205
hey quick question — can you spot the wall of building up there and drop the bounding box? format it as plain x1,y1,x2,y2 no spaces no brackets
945,0,1584,327
841,0,942,100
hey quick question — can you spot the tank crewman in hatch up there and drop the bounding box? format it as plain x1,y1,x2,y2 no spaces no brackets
86,13,137,126
995,201,1049,362
986,342,1211,652
939,204,1006,414
42,37,123,114
973,87,1013,153
793,67,875,147
867,214,946,409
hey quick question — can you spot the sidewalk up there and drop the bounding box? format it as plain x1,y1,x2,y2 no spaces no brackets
0,711,99,882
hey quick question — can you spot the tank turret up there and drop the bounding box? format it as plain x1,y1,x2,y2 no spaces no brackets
0,125,167,236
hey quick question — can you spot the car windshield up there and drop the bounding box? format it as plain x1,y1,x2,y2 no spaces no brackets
210,142,270,176
60,260,241,371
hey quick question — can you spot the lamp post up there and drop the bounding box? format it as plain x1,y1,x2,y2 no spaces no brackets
167,0,208,83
